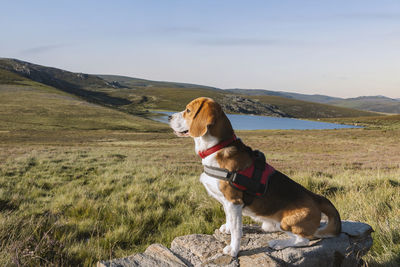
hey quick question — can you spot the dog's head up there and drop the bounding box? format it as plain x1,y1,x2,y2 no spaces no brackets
169,97,233,140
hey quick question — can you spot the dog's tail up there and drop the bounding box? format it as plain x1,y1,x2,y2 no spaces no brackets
313,194,341,238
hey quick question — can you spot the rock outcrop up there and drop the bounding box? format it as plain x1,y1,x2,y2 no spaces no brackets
97,220,373,267
220,95,290,117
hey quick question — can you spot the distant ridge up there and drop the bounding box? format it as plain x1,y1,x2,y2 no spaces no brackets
228,89,400,114
0,58,379,118
0,58,131,106
98,74,220,91
226,88,342,103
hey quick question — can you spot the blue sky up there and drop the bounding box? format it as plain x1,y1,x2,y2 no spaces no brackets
1,0,399,98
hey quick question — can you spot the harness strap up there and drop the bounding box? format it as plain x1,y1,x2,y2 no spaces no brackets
203,150,275,197
203,165,231,181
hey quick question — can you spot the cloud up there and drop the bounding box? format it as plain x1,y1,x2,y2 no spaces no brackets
20,44,66,55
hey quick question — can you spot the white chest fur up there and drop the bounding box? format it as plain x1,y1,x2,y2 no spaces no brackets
200,172,226,204
199,152,226,204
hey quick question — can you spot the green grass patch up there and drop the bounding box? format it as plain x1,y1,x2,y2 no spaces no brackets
321,115,400,130
0,84,167,132
0,129,399,266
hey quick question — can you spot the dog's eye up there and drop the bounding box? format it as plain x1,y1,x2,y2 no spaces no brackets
186,108,190,113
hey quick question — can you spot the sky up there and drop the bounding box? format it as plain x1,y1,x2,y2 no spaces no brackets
1,0,399,98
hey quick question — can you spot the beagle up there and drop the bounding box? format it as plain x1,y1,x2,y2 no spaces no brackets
169,97,341,257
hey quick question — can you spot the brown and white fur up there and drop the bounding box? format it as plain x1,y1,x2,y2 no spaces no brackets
169,97,341,257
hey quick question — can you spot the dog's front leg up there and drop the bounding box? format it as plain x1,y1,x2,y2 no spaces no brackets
222,201,243,257
219,204,231,234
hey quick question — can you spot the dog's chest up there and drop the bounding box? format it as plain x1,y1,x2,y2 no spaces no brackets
199,154,226,204
200,172,226,204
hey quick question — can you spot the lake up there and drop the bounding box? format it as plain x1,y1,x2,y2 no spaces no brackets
152,112,361,130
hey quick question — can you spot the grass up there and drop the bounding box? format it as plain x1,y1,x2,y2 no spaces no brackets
1,78,400,266
249,94,378,118
322,115,400,130
0,69,29,85
0,84,167,132
1,128,400,266
328,98,400,114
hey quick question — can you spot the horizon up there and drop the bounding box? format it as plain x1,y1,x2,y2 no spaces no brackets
1,0,399,98
2,56,399,100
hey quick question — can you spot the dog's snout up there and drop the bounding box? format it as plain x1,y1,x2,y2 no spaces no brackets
168,115,172,122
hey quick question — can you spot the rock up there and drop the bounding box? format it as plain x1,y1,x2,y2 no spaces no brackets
97,244,187,267
220,95,290,117
170,234,238,267
97,221,373,267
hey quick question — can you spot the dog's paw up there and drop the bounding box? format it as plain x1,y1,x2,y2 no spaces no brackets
261,221,279,232
219,224,230,234
223,245,239,257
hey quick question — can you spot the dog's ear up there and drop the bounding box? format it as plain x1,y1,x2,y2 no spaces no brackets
189,101,219,137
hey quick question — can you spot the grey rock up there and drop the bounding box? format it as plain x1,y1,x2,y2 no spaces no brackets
220,95,290,117
97,244,187,267
170,234,238,267
98,221,373,267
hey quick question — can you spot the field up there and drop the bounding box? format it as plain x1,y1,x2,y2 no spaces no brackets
1,128,400,265
323,115,400,130
1,82,400,266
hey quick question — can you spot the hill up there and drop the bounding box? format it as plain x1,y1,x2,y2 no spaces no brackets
0,58,132,107
0,58,378,119
228,89,400,114
328,96,400,114
0,65,167,135
98,74,220,91
227,88,342,103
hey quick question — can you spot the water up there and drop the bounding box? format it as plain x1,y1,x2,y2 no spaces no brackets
152,112,361,130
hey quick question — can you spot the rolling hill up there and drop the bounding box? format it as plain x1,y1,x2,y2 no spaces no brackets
328,96,400,114
227,88,342,103
228,89,400,114
0,58,379,121
0,62,167,134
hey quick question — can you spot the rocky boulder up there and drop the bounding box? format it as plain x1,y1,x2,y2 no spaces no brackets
97,220,373,267
220,95,290,117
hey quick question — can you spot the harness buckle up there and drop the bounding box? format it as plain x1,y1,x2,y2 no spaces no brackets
229,172,239,184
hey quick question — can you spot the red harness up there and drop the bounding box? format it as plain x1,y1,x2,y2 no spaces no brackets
232,162,275,196
200,135,275,196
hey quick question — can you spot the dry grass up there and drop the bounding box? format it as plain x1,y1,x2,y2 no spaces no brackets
0,128,399,266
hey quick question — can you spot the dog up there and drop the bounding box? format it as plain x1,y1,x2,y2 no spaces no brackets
169,97,341,257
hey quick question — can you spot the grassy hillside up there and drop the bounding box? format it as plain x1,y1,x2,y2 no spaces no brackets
0,58,132,108
227,88,342,103
229,88,400,115
0,58,380,119
0,58,111,89
0,82,167,133
98,74,220,91
329,96,400,114
322,114,400,130
248,94,378,118
97,74,378,118
0,68,30,84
